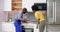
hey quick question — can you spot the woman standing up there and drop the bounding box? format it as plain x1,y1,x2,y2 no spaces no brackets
31,5,46,32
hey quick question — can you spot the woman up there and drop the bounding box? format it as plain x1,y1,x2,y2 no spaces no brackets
14,8,28,32
31,5,46,32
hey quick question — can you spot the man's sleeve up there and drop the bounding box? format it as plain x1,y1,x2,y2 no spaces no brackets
15,11,22,20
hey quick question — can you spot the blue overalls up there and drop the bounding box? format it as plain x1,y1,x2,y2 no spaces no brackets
14,19,21,32
14,11,22,32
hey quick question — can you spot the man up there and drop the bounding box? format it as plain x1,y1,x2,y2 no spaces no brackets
14,8,28,32
31,5,46,32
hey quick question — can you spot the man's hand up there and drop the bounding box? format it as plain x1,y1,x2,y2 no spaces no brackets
22,19,29,23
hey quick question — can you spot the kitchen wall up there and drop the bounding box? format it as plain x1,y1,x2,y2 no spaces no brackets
2,0,47,22
8,12,37,22
22,0,46,12
2,0,46,22
8,11,20,21
0,0,3,32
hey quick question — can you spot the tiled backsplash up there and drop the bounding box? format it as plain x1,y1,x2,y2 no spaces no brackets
8,12,36,22
26,12,36,21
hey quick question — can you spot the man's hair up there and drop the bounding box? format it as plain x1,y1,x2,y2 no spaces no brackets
31,5,39,11
23,8,27,14
23,8,27,12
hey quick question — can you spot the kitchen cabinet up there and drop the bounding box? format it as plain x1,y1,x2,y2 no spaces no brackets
4,0,12,11
2,22,15,32
12,0,22,11
4,0,22,11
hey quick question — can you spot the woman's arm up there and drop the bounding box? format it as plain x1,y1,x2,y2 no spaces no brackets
36,19,40,29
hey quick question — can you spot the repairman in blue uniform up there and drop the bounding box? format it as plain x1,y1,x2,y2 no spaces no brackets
14,8,27,32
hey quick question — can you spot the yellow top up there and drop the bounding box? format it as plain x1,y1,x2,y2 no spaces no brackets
35,11,45,22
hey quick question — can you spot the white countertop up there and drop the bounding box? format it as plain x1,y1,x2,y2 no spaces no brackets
22,23,36,28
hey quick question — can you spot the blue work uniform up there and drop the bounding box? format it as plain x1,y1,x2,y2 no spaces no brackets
14,11,23,32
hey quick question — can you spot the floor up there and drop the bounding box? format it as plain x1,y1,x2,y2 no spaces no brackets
2,22,60,32
47,25,60,32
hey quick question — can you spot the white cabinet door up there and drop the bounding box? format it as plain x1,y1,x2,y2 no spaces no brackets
4,0,12,11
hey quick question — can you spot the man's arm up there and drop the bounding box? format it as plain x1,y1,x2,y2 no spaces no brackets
14,11,23,20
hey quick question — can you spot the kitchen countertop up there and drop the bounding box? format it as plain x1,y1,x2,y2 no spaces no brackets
22,22,36,28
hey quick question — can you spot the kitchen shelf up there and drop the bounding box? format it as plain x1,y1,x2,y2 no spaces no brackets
12,3,22,5
12,6,22,8
12,0,22,2
12,0,22,11
12,5,22,8
12,6,22,10
12,8,22,11
12,2,22,3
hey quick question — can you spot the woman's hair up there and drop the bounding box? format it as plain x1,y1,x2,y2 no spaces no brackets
31,5,39,11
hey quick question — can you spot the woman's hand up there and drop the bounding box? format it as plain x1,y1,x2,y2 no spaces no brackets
36,19,40,29
36,25,38,29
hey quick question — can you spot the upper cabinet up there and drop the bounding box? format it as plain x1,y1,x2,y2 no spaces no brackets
4,0,22,11
4,0,12,11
